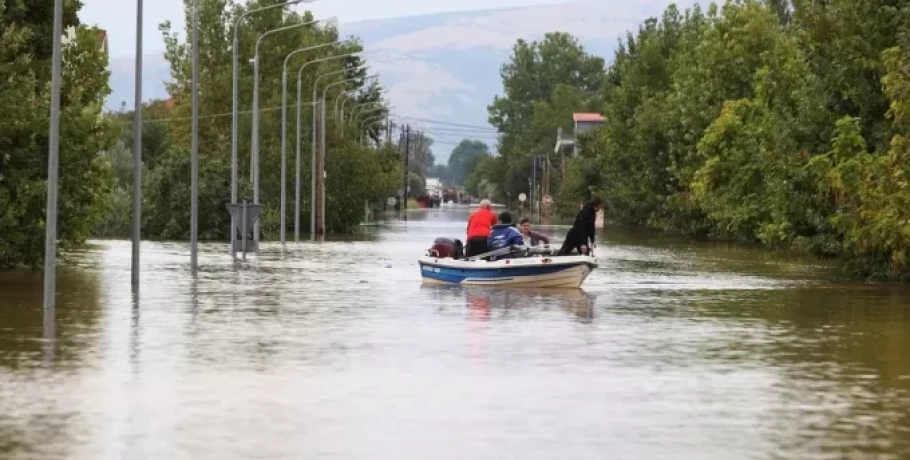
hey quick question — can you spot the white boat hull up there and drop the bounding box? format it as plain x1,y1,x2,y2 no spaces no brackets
418,255,596,289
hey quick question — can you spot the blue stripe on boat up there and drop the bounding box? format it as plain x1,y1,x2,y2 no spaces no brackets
419,261,584,284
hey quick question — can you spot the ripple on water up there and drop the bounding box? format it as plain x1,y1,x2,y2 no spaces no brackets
1,211,910,459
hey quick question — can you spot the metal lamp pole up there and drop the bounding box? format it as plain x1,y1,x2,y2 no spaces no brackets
334,91,354,122
44,0,64,310
250,17,329,242
132,0,143,287
231,0,311,256
318,74,379,234
191,0,199,273
309,66,369,238
351,104,385,124
310,68,351,238
360,116,386,146
294,54,361,240
279,41,339,246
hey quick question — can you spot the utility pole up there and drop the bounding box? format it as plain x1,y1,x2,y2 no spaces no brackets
416,132,423,176
531,155,536,223
401,125,410,220
386,116,391,144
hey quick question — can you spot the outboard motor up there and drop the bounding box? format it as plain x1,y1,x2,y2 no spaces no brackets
429,237,463,259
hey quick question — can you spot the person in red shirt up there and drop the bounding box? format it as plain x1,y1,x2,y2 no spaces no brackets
465,199,498,257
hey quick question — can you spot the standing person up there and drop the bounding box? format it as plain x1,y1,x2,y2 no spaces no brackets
465,199,497,257
519,218,550,247
559,197,603,256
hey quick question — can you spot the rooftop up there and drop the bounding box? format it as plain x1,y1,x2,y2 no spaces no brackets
573,113,606,123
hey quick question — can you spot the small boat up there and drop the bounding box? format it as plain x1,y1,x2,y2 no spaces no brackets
418,241,597,288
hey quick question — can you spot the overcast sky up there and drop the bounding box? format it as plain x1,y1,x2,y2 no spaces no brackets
79,0,579,57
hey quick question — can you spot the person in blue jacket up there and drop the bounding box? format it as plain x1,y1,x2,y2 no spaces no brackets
488,212,525,257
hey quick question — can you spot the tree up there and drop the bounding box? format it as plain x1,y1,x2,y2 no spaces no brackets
487,32,606,204
447,139,491,185
0,2,115,269
147,0,390,240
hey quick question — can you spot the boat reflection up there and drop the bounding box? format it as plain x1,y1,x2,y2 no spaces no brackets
421,285,596,323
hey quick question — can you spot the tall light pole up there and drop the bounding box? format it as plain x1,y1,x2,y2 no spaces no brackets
360,116,386,146
318,74,379,235
250,17,328,242
279,41,338,246
132,0,143,288
44,0,65,310
309,65,368,238
231,0,312,256
334,91,354,122
191,0,199,273
351,104,385,124
310,68,351,238
294,52,359,242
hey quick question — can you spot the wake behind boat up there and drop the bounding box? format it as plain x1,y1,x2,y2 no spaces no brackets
419,239,597,288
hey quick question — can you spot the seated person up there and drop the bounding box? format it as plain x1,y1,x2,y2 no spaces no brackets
519,218,550,247
488,212,524,258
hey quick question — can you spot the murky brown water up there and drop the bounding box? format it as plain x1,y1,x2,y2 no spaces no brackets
2,207,910,459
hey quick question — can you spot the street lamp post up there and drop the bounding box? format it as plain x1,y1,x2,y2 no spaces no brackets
295,53,361,240
294,53,357,241
250,17,329,242
44,0,64,310
231,0,311,257
334,91,353,123
351,104,385,124
360,116,386,145
279,41,338,246
310,68,351,238
132,0,143,287
191,0,199,273
318,74,379,235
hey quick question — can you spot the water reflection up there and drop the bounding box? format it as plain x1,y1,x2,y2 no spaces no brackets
1,209,910,459
0,267,104,370
422,285,595,323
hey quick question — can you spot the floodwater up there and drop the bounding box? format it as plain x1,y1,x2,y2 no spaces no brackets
2,206,910,460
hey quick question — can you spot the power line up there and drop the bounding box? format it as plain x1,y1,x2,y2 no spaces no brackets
390,114,498,132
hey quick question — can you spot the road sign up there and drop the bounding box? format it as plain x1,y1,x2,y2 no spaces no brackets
543,194,552,205
518,193,527,202
388,196,397,207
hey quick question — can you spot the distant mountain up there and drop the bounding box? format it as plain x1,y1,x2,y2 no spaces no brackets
105,0,696,159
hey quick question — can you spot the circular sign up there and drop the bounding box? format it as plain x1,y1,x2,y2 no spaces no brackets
387,197,397,207
543,194,553,205
518,193,527,202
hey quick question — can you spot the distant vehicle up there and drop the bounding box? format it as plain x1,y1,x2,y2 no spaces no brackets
425,178,442,208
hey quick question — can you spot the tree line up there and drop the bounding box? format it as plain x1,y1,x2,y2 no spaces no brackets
0,0,407,269
471,0,910,280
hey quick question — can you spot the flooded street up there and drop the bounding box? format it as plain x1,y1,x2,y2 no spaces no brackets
2,207,910,459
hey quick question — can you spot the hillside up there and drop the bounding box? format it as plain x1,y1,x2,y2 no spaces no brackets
105,0,696,158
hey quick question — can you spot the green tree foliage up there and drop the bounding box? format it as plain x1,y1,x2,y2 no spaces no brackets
488,0,910,279
120,0,393,240
446,139,491,186
485,32,605,204
0,1,115,268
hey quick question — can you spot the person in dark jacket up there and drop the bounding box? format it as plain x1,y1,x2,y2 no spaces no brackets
488,212,524,258
559,197,602,255
519,218,550,246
